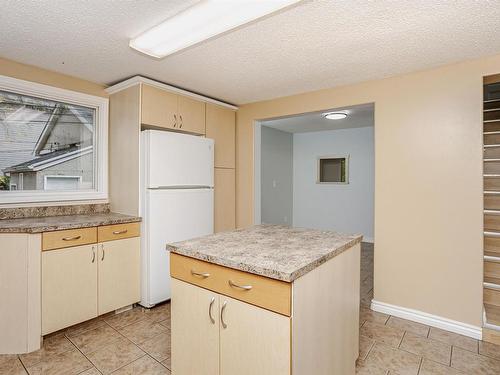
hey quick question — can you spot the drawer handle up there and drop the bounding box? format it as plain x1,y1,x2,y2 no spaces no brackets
62,235,81,241
179,115,183,128
91,246,96,263
221,301,228,329
191,270,210,278
228,280,252,291
112,229,128,235
208,297,215,324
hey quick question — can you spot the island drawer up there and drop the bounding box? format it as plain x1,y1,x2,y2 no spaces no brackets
98,222,140,242
42,227,97,251
170,253,291,316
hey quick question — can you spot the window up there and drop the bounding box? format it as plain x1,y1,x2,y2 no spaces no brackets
318,156,349,184
0,75,108,204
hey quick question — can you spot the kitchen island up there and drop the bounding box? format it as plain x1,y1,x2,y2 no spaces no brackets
168,224,362,375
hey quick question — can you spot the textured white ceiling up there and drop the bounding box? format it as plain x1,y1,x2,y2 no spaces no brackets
1,1,500,104
262,103,373,133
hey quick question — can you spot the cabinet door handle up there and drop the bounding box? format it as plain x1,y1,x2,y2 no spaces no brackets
221,301,228,329
208,297,215,324
173,114,177,127
101,245,105,261
62,235,81,241
179,115,183,128
228,280,252,291
191,270,210,278
112,229,127,235
91,246,96,263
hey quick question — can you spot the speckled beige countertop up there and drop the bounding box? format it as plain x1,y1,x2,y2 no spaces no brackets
168,224,362,282
0,212,141,233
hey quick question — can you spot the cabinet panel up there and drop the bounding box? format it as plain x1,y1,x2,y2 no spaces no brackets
206,104,235,168
98,222,140,242
178,95,206,135
141,84,177,129
172,279,219,375
42,244,98,335
98,237,141,315
42,227,97,251
214,168,235,232
220,296,290,375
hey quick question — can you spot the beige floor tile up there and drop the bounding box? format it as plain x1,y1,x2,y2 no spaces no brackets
400,332,451,365
429,328,478,353
360,306,390,326
111,355,169,375
359,335,375,361
0,355,27,375
386,317,430,337
159,318,171,330
144,302,171,323
479,340,500,361
138,331,171,362
451,346,500,374
26,347,93,375
360,321,404,348
19,334,75,368
419,359,464,375
65,316,107,338
355,359,388,374
69,324,122,354
104,307,150,330
118,319,169,345
86,336,144,374
364,342,421,375
161,356,171,370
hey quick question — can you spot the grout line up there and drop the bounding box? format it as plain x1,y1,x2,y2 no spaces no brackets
449,346,453,367
416,357,423,374
398,331,406,349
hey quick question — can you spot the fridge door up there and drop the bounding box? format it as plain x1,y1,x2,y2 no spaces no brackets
141,188,214,306
142,130,214,188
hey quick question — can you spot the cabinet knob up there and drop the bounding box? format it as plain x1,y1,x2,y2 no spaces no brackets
221,301,228,329
208,297,216,324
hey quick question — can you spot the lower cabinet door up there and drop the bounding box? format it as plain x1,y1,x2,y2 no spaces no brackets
42,244,98,335
98,237,140,315
220,296,291,375
172,279,220,375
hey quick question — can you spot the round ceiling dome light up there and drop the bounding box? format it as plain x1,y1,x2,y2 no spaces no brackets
323,112,347,120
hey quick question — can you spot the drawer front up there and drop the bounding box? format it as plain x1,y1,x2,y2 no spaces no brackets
170,253,291,316
98,222,140,242
42,227,97,251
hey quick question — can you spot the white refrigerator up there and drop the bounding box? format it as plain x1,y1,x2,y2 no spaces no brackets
140,130,214,308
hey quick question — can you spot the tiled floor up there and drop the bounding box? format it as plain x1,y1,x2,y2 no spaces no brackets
2,242,500,374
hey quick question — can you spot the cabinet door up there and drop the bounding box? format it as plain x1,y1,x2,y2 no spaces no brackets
172,279,219,375
42,244,98,335
98,237,140,315
220,296,290,375
206,104,235,168
178,95,206,135
214,168,236,232
141,84,178,129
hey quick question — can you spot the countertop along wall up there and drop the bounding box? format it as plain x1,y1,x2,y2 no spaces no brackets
293,126,374,241
235,53,500,329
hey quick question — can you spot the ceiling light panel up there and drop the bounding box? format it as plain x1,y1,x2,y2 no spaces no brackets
130,0,302,58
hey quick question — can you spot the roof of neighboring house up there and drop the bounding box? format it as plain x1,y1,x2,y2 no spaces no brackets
3,145,93,173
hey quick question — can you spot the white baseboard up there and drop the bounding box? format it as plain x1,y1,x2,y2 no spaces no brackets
371,300,482,340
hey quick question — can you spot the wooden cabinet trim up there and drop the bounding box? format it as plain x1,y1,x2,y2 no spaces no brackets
98,222,140,243
42,227,97,251
170,253,291,316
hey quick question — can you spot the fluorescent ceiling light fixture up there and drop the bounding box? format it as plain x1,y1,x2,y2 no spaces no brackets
323,112,348,120
130,0,302,58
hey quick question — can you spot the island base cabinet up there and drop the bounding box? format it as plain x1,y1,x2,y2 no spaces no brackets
42,244,98,335
171,278,290,375
172,279,220,375
219,296,290,375
98,237,141,315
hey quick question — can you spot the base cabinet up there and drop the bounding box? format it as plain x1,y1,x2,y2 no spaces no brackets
171,279,290,375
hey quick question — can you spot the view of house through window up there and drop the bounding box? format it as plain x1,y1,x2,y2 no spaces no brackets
0,90,95,191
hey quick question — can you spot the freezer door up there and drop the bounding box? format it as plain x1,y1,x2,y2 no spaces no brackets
142,130,214,188
142,188,214,306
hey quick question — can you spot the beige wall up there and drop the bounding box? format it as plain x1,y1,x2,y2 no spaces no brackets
236,53,500,327
0,57,107,97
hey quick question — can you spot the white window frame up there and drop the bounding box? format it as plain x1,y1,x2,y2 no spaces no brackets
0,75,108,204
44,175,83,190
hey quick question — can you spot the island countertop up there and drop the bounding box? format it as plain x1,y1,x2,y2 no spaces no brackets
168,224,362,282
0,212,141,233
